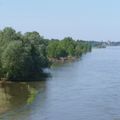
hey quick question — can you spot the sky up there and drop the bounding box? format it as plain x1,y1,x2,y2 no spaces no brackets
0,0,120,41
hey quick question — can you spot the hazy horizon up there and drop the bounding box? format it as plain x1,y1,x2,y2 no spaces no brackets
1,0,120,41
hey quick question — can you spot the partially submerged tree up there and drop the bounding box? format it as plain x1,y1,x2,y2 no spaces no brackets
0,27,91,81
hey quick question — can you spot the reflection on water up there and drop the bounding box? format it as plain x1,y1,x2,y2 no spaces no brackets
1,47,120,120
0,81,46,114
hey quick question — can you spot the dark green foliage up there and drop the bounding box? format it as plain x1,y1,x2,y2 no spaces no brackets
0,27,91,81
0,27,49,80
47,37,92,59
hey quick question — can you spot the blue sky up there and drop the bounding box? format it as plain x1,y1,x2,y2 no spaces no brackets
0,0,120,41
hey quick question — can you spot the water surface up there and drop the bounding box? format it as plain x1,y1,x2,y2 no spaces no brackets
1,47,120,120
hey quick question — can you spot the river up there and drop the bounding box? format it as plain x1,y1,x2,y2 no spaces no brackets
0,46,120,120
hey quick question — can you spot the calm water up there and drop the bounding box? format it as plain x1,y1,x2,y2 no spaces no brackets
1,47,120,120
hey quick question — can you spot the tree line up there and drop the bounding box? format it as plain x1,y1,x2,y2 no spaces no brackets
0,27,91,81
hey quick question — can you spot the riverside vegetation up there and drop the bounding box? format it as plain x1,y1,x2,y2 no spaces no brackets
0,27,92,81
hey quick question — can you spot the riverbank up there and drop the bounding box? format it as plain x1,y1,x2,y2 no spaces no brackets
49,56,78,63
1,47,120,120
0,27,92,81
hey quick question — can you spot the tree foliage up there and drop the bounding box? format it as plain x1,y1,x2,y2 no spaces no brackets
0,27,91,81
47,37,91,59
0,27,49,80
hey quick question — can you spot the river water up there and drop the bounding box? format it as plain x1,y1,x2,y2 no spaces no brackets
0,47,120,120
